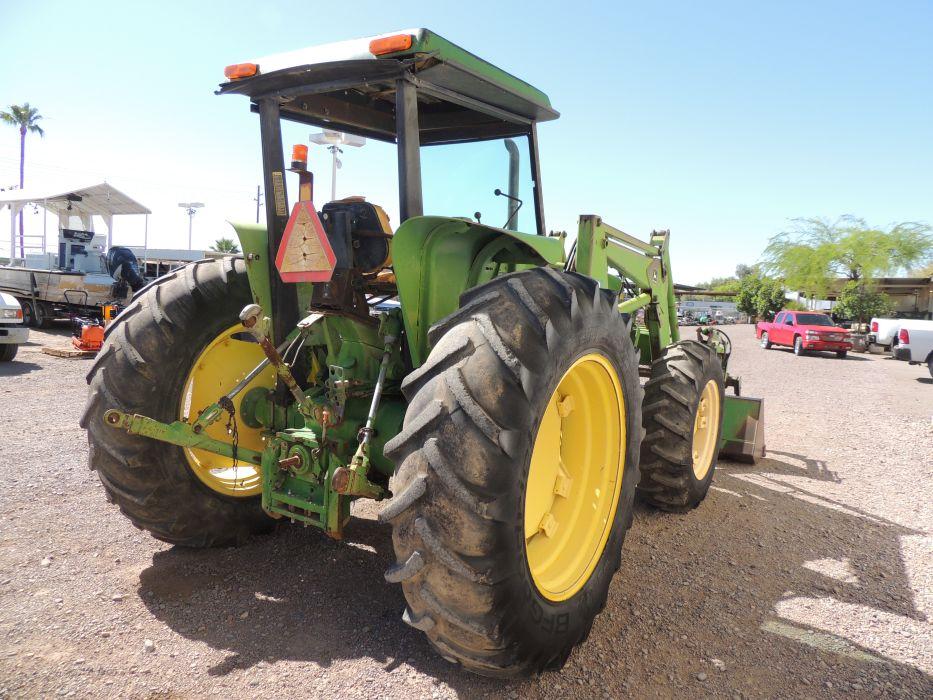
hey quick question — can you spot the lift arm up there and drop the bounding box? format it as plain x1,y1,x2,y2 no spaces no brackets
574,215,679,362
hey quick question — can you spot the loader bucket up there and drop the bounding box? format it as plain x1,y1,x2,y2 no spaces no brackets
718,396,765,464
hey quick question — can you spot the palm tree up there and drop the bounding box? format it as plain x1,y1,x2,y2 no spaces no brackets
1,104,45,258
210,237,240,254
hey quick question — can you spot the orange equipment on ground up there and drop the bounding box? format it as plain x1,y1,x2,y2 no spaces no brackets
72,322,105,352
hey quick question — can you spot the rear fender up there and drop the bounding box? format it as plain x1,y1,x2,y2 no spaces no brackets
391,216,564,366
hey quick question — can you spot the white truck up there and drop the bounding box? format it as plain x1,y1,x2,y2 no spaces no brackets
892,320,933,377
868,317,901,352
0,292,29,362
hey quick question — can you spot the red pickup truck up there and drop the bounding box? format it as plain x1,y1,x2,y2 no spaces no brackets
756,310,852,358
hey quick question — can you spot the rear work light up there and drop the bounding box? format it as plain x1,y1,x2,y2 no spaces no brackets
871,321,878,332
369,34,413,56
899,328,910,344
224,63,259,80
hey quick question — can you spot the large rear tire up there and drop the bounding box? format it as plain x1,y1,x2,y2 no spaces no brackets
637,341,725,511
380,268,642,677
80,258,273,547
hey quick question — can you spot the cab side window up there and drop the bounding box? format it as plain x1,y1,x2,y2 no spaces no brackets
774,312,784,324
785,314,795,325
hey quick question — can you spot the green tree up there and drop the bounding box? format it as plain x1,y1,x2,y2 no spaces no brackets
736,274,762,318
711,278,741,293
0,103,44,257
763,216,932,297
735,263,757,278
754,278,786,320
833,281,894,323
210,237,240,254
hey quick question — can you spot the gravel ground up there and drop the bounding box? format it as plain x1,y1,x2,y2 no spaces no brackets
0,324,931,699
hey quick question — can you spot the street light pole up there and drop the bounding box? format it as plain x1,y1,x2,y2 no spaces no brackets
177,202,204,250
328,145,341,201
309,130,366,202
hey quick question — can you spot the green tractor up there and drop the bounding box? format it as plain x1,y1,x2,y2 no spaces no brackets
82,29,764,677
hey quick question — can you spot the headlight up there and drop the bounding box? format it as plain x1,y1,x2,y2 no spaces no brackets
805,331,819,339
1,308,20,319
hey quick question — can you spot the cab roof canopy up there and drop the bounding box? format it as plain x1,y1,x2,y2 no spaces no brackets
218,28,559,145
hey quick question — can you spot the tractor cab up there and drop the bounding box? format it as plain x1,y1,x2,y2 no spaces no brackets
219,28,556,229
218,29,566,357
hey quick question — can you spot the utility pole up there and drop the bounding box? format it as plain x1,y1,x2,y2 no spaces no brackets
178,202,204,250
253,185,263,224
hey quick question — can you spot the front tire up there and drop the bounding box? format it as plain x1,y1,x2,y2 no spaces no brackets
81,258,273,547
0,344,17,362
638,341,725,511
760,331,771,349
380,268,642,677
794,336,805,356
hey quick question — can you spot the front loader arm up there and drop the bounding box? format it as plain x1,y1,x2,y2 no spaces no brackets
574,215,678,362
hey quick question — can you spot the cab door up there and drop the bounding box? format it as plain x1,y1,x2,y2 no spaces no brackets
771,312,785,344
780,312,796,345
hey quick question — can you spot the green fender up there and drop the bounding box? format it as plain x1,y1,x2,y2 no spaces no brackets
391,216,565,366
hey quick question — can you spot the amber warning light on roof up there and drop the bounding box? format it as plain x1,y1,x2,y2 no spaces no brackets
369,34,413,56
224,63,259,80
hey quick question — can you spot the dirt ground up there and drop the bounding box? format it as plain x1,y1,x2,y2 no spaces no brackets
0,324,930,699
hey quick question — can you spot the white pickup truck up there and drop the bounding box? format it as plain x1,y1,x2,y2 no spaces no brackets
0,292,29,361
892,320,933,377
869,317,901,351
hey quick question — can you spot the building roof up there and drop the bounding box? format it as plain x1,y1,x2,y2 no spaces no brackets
0,182,151,217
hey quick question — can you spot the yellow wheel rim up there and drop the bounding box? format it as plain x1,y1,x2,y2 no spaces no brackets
179,323,275,497
524,353,625,602
691,379,721,480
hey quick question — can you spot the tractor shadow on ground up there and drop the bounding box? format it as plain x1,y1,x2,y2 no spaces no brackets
137,451,931,696
916,377,932,385
0,360,41,376
600,453,932,693
707,453,928,624
757,449,840,483
137,509,508,693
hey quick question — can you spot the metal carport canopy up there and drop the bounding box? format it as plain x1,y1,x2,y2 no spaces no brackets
0,182,151,256
0,182,151,217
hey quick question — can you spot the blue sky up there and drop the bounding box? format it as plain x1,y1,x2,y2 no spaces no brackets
1,0,931,283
